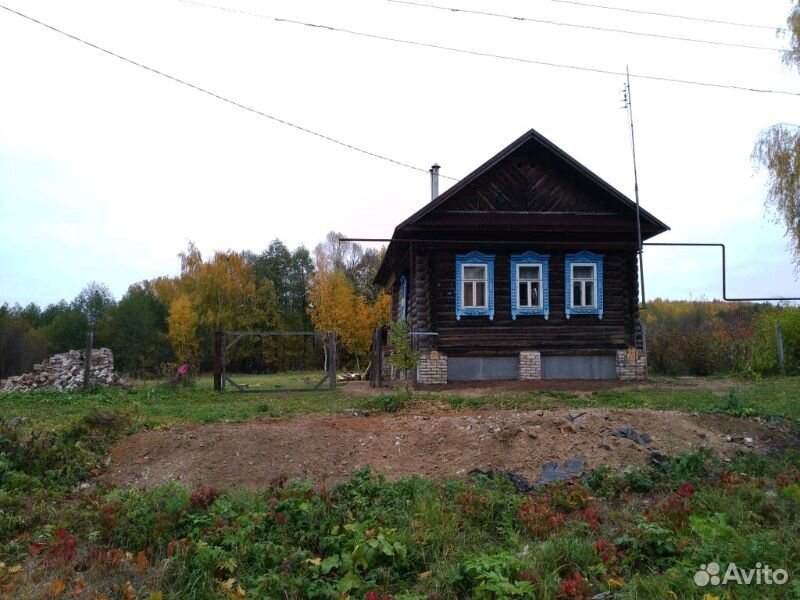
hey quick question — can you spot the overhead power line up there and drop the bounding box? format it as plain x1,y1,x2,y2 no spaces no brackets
0,3,458,181
387,0,785,53
550,0,782,33
178,0,800,98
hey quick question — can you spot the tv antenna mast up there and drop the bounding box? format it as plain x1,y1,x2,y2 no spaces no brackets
622,65,646,307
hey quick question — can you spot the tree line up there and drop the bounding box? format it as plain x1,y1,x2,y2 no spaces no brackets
0,233,390,379
643,299,800,376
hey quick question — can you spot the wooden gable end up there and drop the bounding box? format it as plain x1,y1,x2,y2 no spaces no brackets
394,130,668,237
434,143,623,217
374,129,668,287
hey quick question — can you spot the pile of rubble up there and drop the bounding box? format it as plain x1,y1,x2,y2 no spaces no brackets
0,348,129,393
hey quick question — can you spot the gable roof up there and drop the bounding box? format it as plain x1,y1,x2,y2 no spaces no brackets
396,128,669,233
374,128,669,285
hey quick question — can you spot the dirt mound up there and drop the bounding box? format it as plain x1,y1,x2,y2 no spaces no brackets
102,409,793,491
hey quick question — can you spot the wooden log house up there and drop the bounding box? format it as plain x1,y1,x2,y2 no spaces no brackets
373,129,669,383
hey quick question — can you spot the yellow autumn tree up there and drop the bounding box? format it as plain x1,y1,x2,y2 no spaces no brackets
346,292,391,369
147,276,179,309
308,270,355,339
167,294,199,365
150,243,286,370
183,249,258,331
308,270,392,369
173,244,285,333
374,290,391,322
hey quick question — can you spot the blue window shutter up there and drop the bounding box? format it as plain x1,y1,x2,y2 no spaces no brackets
398,275,408,321
565,251,604,319
510,251,550,320
455,251,495,320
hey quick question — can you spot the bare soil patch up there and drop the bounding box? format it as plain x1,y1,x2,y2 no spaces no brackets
102,408,794,491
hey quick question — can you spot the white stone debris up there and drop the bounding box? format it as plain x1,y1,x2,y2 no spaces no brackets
0,348,129,393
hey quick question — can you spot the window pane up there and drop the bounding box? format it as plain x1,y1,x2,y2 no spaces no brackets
475,281,486,307
532,282,540,307
464,265,485,280
464,282,474,307
573,281,582,306
519,265,540,280
518,281,528,306
573,265,594,279
585,281,594,306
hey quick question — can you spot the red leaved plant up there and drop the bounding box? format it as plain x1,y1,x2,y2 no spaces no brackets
558,572,590,600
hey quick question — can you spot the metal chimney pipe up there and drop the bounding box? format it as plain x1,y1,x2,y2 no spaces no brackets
430,163,440,200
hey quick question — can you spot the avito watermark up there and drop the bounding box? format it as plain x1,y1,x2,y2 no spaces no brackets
694,562,789,587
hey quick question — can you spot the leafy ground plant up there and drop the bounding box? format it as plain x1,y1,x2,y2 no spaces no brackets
2,377,800,598
1,416,800,599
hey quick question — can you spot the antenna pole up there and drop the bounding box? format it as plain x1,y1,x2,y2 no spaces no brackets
625,65,646,307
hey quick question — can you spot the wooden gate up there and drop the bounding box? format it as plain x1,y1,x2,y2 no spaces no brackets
213,330,337,393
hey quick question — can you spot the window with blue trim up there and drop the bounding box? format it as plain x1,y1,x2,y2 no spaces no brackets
398,275,408,321
565,251,604,319
455,251,495,320
510,252,550,320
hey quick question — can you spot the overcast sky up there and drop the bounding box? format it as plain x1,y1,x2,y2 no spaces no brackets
1,0,798,307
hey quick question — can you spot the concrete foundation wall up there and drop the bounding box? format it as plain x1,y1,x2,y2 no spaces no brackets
542,355,617,380
412,347,646,384
447,356,518,381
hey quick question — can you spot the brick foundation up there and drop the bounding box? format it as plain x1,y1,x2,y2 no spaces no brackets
616,348,647,380
519,351,542,380
417,350,448,385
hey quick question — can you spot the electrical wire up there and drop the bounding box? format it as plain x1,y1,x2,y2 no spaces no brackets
549,0,783,33
387,0,785,53
0,3,459,181
178,0,800,98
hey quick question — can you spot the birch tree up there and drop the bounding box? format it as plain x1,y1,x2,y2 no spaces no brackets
752,1,800,268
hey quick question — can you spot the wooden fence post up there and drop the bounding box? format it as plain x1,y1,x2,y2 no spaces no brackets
775,322,785,375
369,327,382,389
221,332,227,392
375,327,384,388
329,331,337,390
82,331,94,391
369,328,376,388
213,331,223,391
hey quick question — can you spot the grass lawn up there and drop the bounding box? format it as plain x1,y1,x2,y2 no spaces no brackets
1,376,799,598
0,371,362,431
441,377,800,421
1,375,798,432
210,370,331,391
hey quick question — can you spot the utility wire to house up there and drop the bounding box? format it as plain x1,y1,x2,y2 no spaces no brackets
0,3,459,182
549,0,783,33
387,0,785,53
178,0,800,98
2,0,797,191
